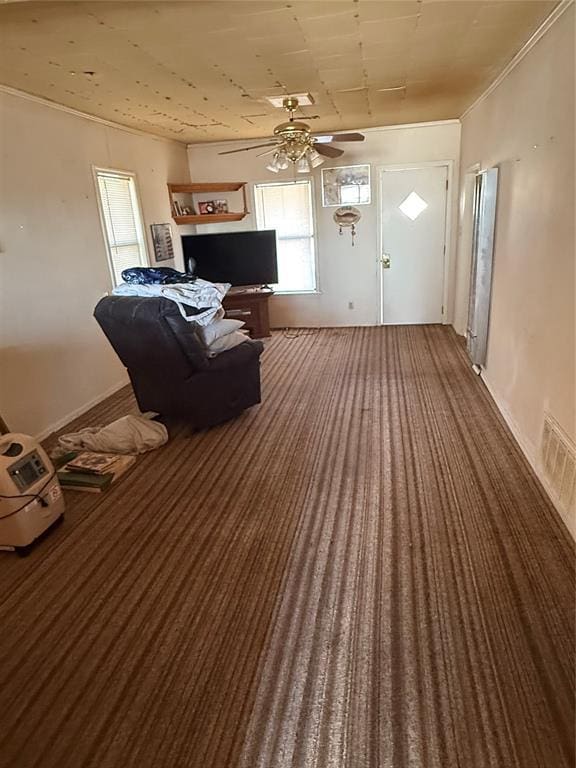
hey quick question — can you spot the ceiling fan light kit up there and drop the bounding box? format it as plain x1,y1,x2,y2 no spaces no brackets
296,154,312,174
218,96,365,173
266,151,289,173
308,149,324,168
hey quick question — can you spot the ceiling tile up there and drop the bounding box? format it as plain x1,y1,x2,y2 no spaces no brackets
0,0,559,142
358,1,421,23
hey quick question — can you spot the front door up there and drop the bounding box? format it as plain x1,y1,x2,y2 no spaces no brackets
379,165,448,324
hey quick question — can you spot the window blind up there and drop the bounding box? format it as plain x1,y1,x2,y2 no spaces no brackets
254,180,316,293
96,171,147,285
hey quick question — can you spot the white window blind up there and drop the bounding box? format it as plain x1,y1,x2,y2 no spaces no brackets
95,170,148,286
254,180,316,293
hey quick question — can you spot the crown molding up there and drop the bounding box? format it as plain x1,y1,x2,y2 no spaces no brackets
186,119,461,150
0,83,186,146
360,119,460,134
461,0,574,119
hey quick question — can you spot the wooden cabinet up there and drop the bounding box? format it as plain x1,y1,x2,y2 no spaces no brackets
222,290,273,339
167,182,248,225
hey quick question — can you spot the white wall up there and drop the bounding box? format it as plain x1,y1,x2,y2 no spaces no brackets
453,7,575,531
0,89,191,437
187,121,461,328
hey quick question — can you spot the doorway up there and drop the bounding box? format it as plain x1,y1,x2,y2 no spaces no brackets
379,164,449,324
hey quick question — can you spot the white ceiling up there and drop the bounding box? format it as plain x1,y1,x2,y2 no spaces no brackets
0,1,558,143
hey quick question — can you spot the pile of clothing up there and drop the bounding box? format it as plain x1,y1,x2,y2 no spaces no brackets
112,267,250,357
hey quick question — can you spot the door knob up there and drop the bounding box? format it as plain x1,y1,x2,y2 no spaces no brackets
380,254,391,269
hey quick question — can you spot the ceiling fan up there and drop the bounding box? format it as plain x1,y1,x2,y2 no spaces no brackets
218,96,365,174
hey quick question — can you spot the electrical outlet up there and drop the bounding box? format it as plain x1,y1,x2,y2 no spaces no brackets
348,301,354,310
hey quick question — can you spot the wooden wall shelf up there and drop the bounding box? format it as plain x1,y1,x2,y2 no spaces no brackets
172,212,246,225
168,182,248,225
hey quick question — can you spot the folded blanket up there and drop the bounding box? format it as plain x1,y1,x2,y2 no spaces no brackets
58,415,168,455
112,279,230,326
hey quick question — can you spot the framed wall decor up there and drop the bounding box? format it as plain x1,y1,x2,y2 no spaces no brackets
321,164,371,207
198,201,216,215
150,223,175,262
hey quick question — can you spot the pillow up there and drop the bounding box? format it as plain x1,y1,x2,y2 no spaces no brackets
200,318,245,346
208,330,249,357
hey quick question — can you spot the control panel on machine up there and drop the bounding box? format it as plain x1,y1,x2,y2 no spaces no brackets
8,450,49,492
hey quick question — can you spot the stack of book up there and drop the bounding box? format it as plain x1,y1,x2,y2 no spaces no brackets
56,452,136,493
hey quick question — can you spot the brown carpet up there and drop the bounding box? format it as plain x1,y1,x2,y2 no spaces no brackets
0,326,573,768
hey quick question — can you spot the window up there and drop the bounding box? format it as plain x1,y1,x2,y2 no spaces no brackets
94,169,148,286
254,180,316,293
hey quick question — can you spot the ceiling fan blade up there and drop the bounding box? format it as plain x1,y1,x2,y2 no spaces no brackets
218,142,278,156
314,143,345,158
256,146,281,157
313,132,365,143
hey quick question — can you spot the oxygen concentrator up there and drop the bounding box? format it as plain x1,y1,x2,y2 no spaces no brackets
0,433,65,553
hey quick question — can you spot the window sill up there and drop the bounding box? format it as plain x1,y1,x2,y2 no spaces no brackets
274,290,321,297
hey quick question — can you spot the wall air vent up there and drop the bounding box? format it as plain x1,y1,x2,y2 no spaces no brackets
541,414,576,517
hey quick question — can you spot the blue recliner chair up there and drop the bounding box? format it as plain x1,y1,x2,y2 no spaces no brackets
94,296,264,430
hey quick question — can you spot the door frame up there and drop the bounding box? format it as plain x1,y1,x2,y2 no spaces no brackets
377,160,454,325
453,162,481,335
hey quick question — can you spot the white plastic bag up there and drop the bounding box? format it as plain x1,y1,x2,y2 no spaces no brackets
58,415,168,455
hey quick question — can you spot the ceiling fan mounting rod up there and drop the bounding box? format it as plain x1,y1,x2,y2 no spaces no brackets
273,97,313,154
283,95,300,120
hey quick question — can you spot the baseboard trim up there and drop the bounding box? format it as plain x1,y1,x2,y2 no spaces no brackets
36,378,129,443
480,371,575,539
270,322,379,329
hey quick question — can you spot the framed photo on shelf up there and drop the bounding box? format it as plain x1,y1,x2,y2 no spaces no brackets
198,201,216,215
150,223,175,262
321,164,371,207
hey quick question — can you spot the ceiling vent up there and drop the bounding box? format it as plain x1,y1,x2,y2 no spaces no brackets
541,413,576,516
265,93,314,108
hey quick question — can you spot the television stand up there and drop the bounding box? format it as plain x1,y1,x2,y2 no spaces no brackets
222,289,274,338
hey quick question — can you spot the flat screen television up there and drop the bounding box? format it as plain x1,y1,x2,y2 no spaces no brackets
182,230,278,287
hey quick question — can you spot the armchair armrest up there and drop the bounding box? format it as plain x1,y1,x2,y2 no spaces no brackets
207,339,264,372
